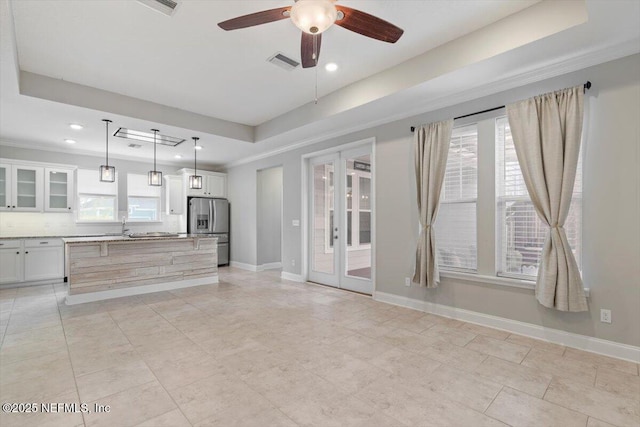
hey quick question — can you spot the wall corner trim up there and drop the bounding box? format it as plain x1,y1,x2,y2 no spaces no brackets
373,291,640,363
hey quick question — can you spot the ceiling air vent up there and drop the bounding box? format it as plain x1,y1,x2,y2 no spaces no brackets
267,53,300,71
136,0,179,17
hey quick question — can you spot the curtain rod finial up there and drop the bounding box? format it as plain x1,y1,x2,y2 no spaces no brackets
410,126,416,133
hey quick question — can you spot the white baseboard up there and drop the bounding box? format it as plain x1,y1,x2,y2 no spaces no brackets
257,262,282,271
65,276,219,305
229,261,258,272
281,271,305,282
374,291,640,363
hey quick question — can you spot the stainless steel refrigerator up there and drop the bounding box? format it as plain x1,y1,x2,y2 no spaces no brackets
187,197,229,266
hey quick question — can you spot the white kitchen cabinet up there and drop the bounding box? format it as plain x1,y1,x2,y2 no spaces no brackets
0,239,63,285
24,239,64,281
0,240,23,284
0,163,44,212
206,175,227,198
45,167,75,212
181,169,227,198
165,175,184,215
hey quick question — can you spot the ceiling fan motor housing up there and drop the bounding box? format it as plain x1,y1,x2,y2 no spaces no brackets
290,0,338,34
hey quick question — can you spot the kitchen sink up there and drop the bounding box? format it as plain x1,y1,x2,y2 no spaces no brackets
128,232,180,238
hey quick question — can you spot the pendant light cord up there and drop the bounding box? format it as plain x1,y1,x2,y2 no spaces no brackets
152,129,159,171
193,137,199,175
102,119,112,166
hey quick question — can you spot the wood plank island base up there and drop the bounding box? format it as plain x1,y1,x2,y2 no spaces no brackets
62,235,218,305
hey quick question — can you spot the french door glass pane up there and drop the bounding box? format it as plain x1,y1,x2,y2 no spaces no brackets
345,155,371,279
312,162,334,275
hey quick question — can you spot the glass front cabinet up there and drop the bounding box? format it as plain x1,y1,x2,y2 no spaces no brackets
0,164,43,212
45,168,74,212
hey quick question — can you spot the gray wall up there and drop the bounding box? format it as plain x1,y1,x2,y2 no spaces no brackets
256,166,283,266
227,54,640,346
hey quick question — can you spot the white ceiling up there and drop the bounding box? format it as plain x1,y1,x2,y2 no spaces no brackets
1,0,639,169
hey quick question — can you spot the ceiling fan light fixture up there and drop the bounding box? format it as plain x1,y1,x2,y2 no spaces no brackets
290,0,337,34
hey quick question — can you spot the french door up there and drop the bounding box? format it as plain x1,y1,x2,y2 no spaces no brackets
307,145,373,294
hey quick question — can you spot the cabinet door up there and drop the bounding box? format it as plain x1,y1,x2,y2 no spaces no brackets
166,176,184,215
45,168,74,212
207,175,227,198
0,248,23,284
24,246,64,281
0,164,11,211
12,166,43,211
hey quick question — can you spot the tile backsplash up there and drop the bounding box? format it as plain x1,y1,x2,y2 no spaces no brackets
0,212,183,237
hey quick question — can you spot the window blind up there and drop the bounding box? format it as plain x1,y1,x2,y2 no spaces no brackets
496,117,582,278
434,124,478,271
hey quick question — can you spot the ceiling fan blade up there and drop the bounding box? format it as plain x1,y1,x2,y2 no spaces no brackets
301,32,322,68
334,6,404,43
218,7,291,31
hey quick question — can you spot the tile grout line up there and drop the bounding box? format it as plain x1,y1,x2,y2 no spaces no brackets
55,284,88,427
106,305,195,427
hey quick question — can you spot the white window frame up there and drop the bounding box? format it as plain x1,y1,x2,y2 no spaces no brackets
126,173,162,223
436,124,478,273
76,169,119,223
432,114,583,286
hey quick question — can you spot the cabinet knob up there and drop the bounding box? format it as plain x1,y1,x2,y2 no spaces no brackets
25,251,29,254
16,251,19,255
68,207,71,210
12,206,15,208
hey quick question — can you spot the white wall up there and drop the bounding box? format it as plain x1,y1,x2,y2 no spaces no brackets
256,166,282,266
227,54,640,347
0,146,186,236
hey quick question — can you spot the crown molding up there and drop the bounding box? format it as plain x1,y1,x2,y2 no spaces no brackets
225,39,639,169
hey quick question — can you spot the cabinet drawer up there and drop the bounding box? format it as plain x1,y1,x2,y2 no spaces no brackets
0,240,22,248
25,239,62,248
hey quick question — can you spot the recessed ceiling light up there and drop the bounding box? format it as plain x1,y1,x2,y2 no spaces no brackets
69,123,83,130
64,139,77,144
325,62,338,72
174,154,183,159
194,145,203,150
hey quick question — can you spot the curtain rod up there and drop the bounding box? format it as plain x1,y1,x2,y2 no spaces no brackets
410,81,592,133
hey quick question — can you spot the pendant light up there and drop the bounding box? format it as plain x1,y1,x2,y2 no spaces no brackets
148,129,163,186
189,137,203,189
99,119,115,182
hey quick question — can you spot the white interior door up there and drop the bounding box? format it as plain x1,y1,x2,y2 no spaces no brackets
308,146,373,295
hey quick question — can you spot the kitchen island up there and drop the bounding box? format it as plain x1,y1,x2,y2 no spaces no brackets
63,234,218,304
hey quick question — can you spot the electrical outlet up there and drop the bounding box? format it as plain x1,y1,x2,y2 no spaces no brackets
600,309,612,324
291,259,295,267
405,277,411,287
292,220,300,227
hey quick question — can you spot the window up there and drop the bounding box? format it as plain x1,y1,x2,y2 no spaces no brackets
496,117,582,278
127,174,161,222
78,195,117,221
434,124,478,271
76,169,118,222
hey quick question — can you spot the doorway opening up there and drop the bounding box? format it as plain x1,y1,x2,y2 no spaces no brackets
256,166,283,271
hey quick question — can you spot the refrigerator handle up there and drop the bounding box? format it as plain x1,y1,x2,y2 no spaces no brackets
209,199,215,233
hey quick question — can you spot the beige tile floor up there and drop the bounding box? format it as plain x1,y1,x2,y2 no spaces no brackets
0,267,638,427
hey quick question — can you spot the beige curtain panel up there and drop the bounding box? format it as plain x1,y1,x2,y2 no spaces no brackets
507,86,588,312
412,119,453,288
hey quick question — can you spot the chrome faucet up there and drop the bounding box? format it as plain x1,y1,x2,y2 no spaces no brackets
122,217,130,235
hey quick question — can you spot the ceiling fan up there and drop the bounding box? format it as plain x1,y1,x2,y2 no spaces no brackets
218,0,404,68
